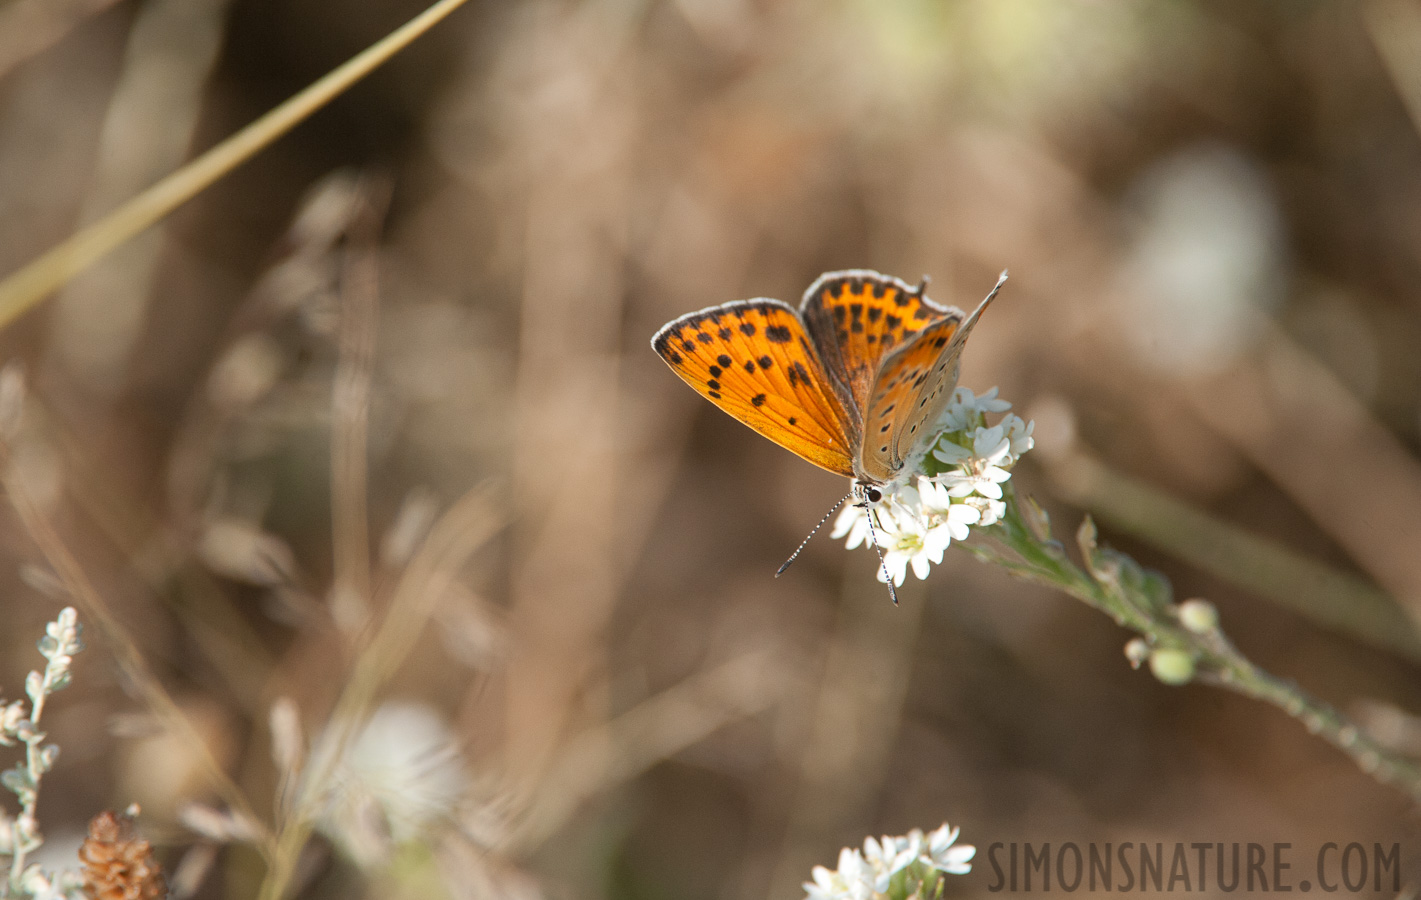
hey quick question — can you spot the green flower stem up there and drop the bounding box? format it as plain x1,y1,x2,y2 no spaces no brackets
961,485,1421,806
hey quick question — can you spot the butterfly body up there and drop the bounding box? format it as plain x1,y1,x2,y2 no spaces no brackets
652,269,1005,490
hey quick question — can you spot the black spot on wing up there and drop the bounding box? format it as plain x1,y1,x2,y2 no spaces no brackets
766,325,793,343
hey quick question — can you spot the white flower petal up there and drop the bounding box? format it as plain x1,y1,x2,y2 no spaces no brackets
879,551,910,586
943,479,975,497
923,526,953,560
932,442,971,465
911,552,932,580
973,479,1004,500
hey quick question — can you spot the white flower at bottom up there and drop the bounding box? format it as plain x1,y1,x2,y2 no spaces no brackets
804,823,974,900
924,823,975,874
302,701,467,869
805,847,875,900
863,832,920,889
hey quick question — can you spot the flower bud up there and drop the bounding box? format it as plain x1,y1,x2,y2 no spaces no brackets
1124,638,1151,669
1149,648,1195,686
1178,598,1219,633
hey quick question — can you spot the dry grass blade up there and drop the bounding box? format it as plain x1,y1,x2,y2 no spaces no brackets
0,0,473,331
329,181,389,634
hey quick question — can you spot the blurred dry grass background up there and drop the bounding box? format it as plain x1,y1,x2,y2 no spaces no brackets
0,0,1420,897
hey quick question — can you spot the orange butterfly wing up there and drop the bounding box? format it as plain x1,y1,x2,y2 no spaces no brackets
652,299,859,478
858,316,964,481
860,274,1005,482
798,270,951,418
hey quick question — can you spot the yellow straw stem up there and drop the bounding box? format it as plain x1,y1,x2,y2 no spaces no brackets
0,0,472,331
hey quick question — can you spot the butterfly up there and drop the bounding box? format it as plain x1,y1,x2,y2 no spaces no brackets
652,269,1005,592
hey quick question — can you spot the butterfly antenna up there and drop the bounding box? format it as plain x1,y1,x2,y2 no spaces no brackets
913,275,931,297
864,506,899,606
776,491,853,577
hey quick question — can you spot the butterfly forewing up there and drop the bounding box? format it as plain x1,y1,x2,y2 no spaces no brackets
799,270,951,418
652,299,859,478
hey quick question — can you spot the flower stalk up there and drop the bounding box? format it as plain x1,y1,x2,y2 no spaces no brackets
962,496,1421,803
839,387,1421,805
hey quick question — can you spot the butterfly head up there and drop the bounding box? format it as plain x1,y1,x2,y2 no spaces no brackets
853,480,884,507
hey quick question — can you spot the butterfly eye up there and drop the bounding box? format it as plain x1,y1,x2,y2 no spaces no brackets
866,487,883,504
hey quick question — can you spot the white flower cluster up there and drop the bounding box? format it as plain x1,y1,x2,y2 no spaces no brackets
804,823,975,900
833,388,1034,585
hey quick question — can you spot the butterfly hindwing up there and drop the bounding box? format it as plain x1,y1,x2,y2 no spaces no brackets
861,277,1004,481
651,299,859,478
858,315,964,482
798,270,950,418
